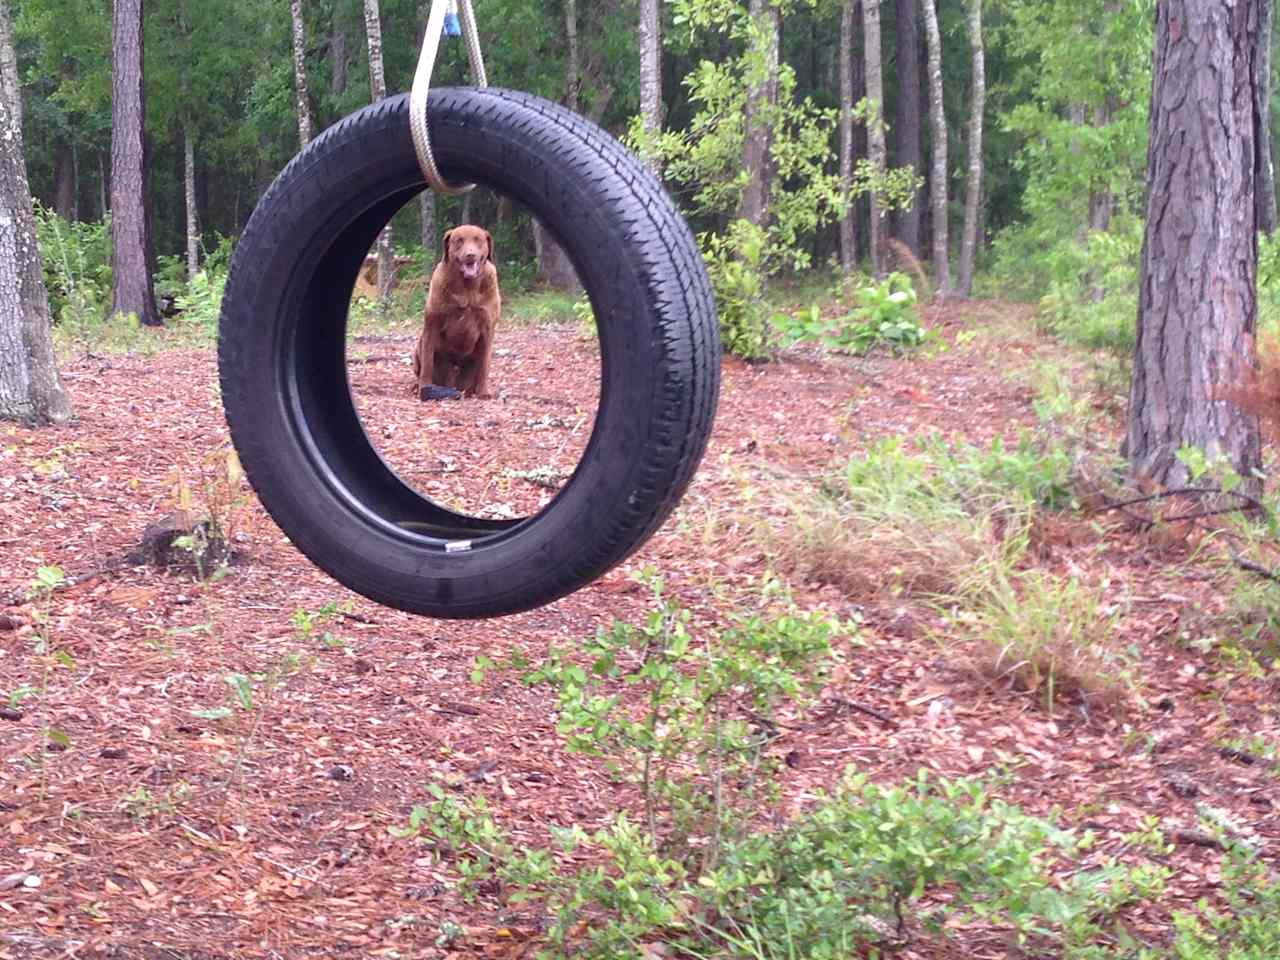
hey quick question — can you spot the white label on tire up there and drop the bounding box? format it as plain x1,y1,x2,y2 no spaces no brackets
446,540,473,553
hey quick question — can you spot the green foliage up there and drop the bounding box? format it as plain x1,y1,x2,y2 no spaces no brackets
991,0,1152,323
701,219,775,360
174,268,228,332
523,573,839,857
1165,846,1280,959
777,272,928,355
34,205,112,335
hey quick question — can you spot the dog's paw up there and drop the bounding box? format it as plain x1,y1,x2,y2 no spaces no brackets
419,385,463,402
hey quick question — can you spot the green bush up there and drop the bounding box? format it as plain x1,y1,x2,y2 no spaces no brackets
702,219,775,361
777,272,928,356
34,205,112,334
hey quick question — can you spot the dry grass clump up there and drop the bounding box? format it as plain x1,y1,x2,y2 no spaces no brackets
753,439,1032,605
953,570,1134,713
764,493,1013,604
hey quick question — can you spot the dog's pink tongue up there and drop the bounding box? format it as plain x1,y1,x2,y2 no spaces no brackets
461,261,481,280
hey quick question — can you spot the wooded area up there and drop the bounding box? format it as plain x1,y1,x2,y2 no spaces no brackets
8,1,1280,957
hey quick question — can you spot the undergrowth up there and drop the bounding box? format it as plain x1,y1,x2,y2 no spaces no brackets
394,576,1280,959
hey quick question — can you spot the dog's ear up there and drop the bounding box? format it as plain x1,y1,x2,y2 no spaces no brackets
441,229,452,265
484,230,494,263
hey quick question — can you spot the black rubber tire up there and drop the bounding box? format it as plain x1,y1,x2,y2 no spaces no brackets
217,88,720,618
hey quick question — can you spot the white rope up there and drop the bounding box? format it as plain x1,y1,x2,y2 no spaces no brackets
410,0,488,195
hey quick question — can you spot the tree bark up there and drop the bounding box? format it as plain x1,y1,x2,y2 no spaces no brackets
893,0,922,257
862,0,887,277
291,0,313,149
110,0,161,326
956,0,984,297
184,125,199,278
639,0,662,178
838,0,858,273
921,0,949,295
55,144,76,220
737,0,780,230
1257,0,1276,235
0,2,18,131
1128,0,1263,489
331,27,348,98
0,0,70,425
363,0,394,301
534,0,583,291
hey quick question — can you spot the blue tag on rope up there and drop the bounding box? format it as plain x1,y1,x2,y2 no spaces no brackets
443,12,461,36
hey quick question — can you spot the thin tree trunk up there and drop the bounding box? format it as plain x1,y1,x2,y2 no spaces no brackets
738,0,780,229
565,0,579,110
862,0,887,277
535,0,582,291
838,0,857,273
363,0,394,301
921,0,949,295
110,0,160,326
639,0,662,178
184,125,199,278
956,0,984,297
1257,0,1276,235
331,27,348,97
55,145,75,220
1128,0,1263,489
894,0,923,256
291,0,313,148
0,0,70,424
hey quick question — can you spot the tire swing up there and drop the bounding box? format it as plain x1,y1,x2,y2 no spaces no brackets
216,0,720,619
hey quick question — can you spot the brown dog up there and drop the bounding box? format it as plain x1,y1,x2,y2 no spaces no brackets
412,225,501,400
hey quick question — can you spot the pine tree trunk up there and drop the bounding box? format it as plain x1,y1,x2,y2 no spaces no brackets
893,0,923,257
956,0,984,298
110,0,160,326
738,0,780,230
534,0,582,291
54,144,75,220
291,0,313,148
639,0,662,178
565,0,579,110
0,2,18,130
0,0,70,425
1257,0,1276,235
331,27,348,97
1128,0,1263,489
184,125,199,279
921,0,949,295
363,0,394,301
862,0,887,277
838,0,858,273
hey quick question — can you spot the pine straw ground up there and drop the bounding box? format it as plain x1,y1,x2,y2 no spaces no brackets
1,300,1279,959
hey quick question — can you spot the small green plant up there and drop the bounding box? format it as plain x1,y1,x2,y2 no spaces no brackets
25,565,75,796
173,267,228,333
522,572,840,856
702,219,775,361
775,272,927,356
291,601,352,651
34,205,112,344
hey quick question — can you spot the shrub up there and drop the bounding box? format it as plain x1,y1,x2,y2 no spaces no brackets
776,271,928,356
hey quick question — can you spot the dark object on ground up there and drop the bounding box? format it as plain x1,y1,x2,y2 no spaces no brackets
218,88,720,619
419,384,462,401
128,510,231,577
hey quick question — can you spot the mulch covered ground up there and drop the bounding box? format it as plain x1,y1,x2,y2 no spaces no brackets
2,301,1278,958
